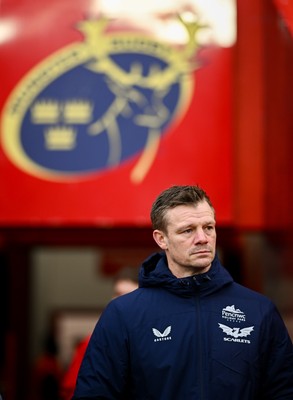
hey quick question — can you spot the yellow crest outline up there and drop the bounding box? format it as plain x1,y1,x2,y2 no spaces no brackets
1,16,198,182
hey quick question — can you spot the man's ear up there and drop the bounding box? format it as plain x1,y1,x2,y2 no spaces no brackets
153,230,168,250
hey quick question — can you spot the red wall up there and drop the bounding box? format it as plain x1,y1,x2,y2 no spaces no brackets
235,0,293,230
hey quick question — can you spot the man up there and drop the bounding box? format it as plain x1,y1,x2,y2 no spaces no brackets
73,185,293,399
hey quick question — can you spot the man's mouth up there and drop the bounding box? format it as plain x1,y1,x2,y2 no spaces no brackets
190,249,210,255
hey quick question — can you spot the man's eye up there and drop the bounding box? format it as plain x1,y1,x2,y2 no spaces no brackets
183,228,192,234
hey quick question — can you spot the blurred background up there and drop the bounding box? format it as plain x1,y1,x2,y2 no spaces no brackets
0,0,292,398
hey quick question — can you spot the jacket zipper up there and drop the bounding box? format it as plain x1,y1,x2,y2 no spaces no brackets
194,278,205,400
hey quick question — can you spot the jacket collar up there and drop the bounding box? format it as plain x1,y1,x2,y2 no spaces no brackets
139,252,233,297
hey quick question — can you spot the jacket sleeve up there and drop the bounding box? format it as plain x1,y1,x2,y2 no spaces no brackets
72,301,130,400
260,304,293,399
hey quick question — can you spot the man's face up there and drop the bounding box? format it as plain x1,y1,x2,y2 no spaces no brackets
153,201,216,278
113,279,138,298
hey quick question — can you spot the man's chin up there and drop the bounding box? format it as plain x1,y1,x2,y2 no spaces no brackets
192,256,213,271
193,252,213,261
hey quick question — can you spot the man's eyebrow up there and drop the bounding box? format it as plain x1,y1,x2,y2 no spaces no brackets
176,220,215,230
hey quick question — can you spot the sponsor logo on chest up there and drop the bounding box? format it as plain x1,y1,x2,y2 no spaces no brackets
219,305,254,344
152,326,172,342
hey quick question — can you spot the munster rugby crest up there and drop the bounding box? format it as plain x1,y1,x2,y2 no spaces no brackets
1,15,200,181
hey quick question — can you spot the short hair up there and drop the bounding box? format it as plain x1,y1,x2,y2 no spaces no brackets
150,185,214,232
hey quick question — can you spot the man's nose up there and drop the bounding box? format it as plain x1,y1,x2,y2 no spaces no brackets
193,228,208,243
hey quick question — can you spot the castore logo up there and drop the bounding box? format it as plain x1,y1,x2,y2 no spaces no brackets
152,326,172,342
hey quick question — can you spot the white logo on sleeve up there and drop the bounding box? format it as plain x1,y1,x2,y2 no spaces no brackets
218,323,254,344
153,326,172,342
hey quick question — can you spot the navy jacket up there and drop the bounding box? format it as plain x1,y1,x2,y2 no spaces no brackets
73,253,293,399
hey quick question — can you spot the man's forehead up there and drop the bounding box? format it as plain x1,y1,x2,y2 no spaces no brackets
165,202,215,223
170,202,214,214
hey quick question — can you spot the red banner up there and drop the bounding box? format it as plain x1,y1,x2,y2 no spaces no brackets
0,0,235,226
274,0,293,36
